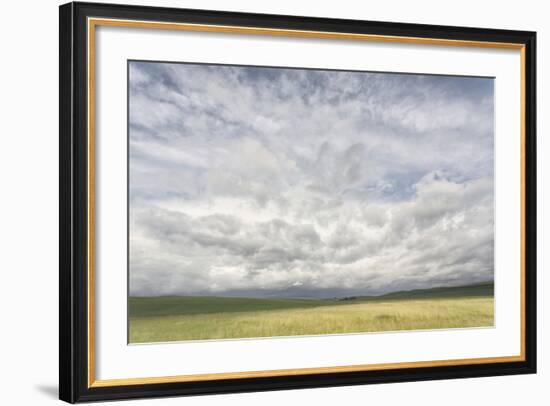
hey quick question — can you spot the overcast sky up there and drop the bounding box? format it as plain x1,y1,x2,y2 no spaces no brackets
128,61,494,298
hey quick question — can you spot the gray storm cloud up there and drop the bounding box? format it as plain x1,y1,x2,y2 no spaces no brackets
128,61,494,297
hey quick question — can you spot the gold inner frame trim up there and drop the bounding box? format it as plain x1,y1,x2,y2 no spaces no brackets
90,355,524,388
87,17,527,388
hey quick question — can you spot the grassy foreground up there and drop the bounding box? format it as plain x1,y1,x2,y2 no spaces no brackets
129,283,494,343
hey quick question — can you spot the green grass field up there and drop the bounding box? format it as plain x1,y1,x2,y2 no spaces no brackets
129,282,494,343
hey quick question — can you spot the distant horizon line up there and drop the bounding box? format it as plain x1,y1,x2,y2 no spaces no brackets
129,280,494,300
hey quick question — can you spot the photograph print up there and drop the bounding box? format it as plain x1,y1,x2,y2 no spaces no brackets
128,60,495,344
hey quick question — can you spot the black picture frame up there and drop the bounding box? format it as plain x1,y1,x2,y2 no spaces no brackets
60,1,537,403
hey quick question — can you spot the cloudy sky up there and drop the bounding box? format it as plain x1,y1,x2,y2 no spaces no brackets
128,61,494,298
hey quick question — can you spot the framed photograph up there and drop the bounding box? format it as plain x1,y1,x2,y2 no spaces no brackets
59,2,536,403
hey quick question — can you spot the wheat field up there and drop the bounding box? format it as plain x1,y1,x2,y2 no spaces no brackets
129,293,493,343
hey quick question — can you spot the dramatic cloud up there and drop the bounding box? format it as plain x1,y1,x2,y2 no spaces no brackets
129,61,494,297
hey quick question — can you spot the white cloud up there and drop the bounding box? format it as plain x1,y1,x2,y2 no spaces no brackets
129,61,494,297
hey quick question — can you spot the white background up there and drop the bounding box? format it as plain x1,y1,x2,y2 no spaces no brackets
0,0,547,404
